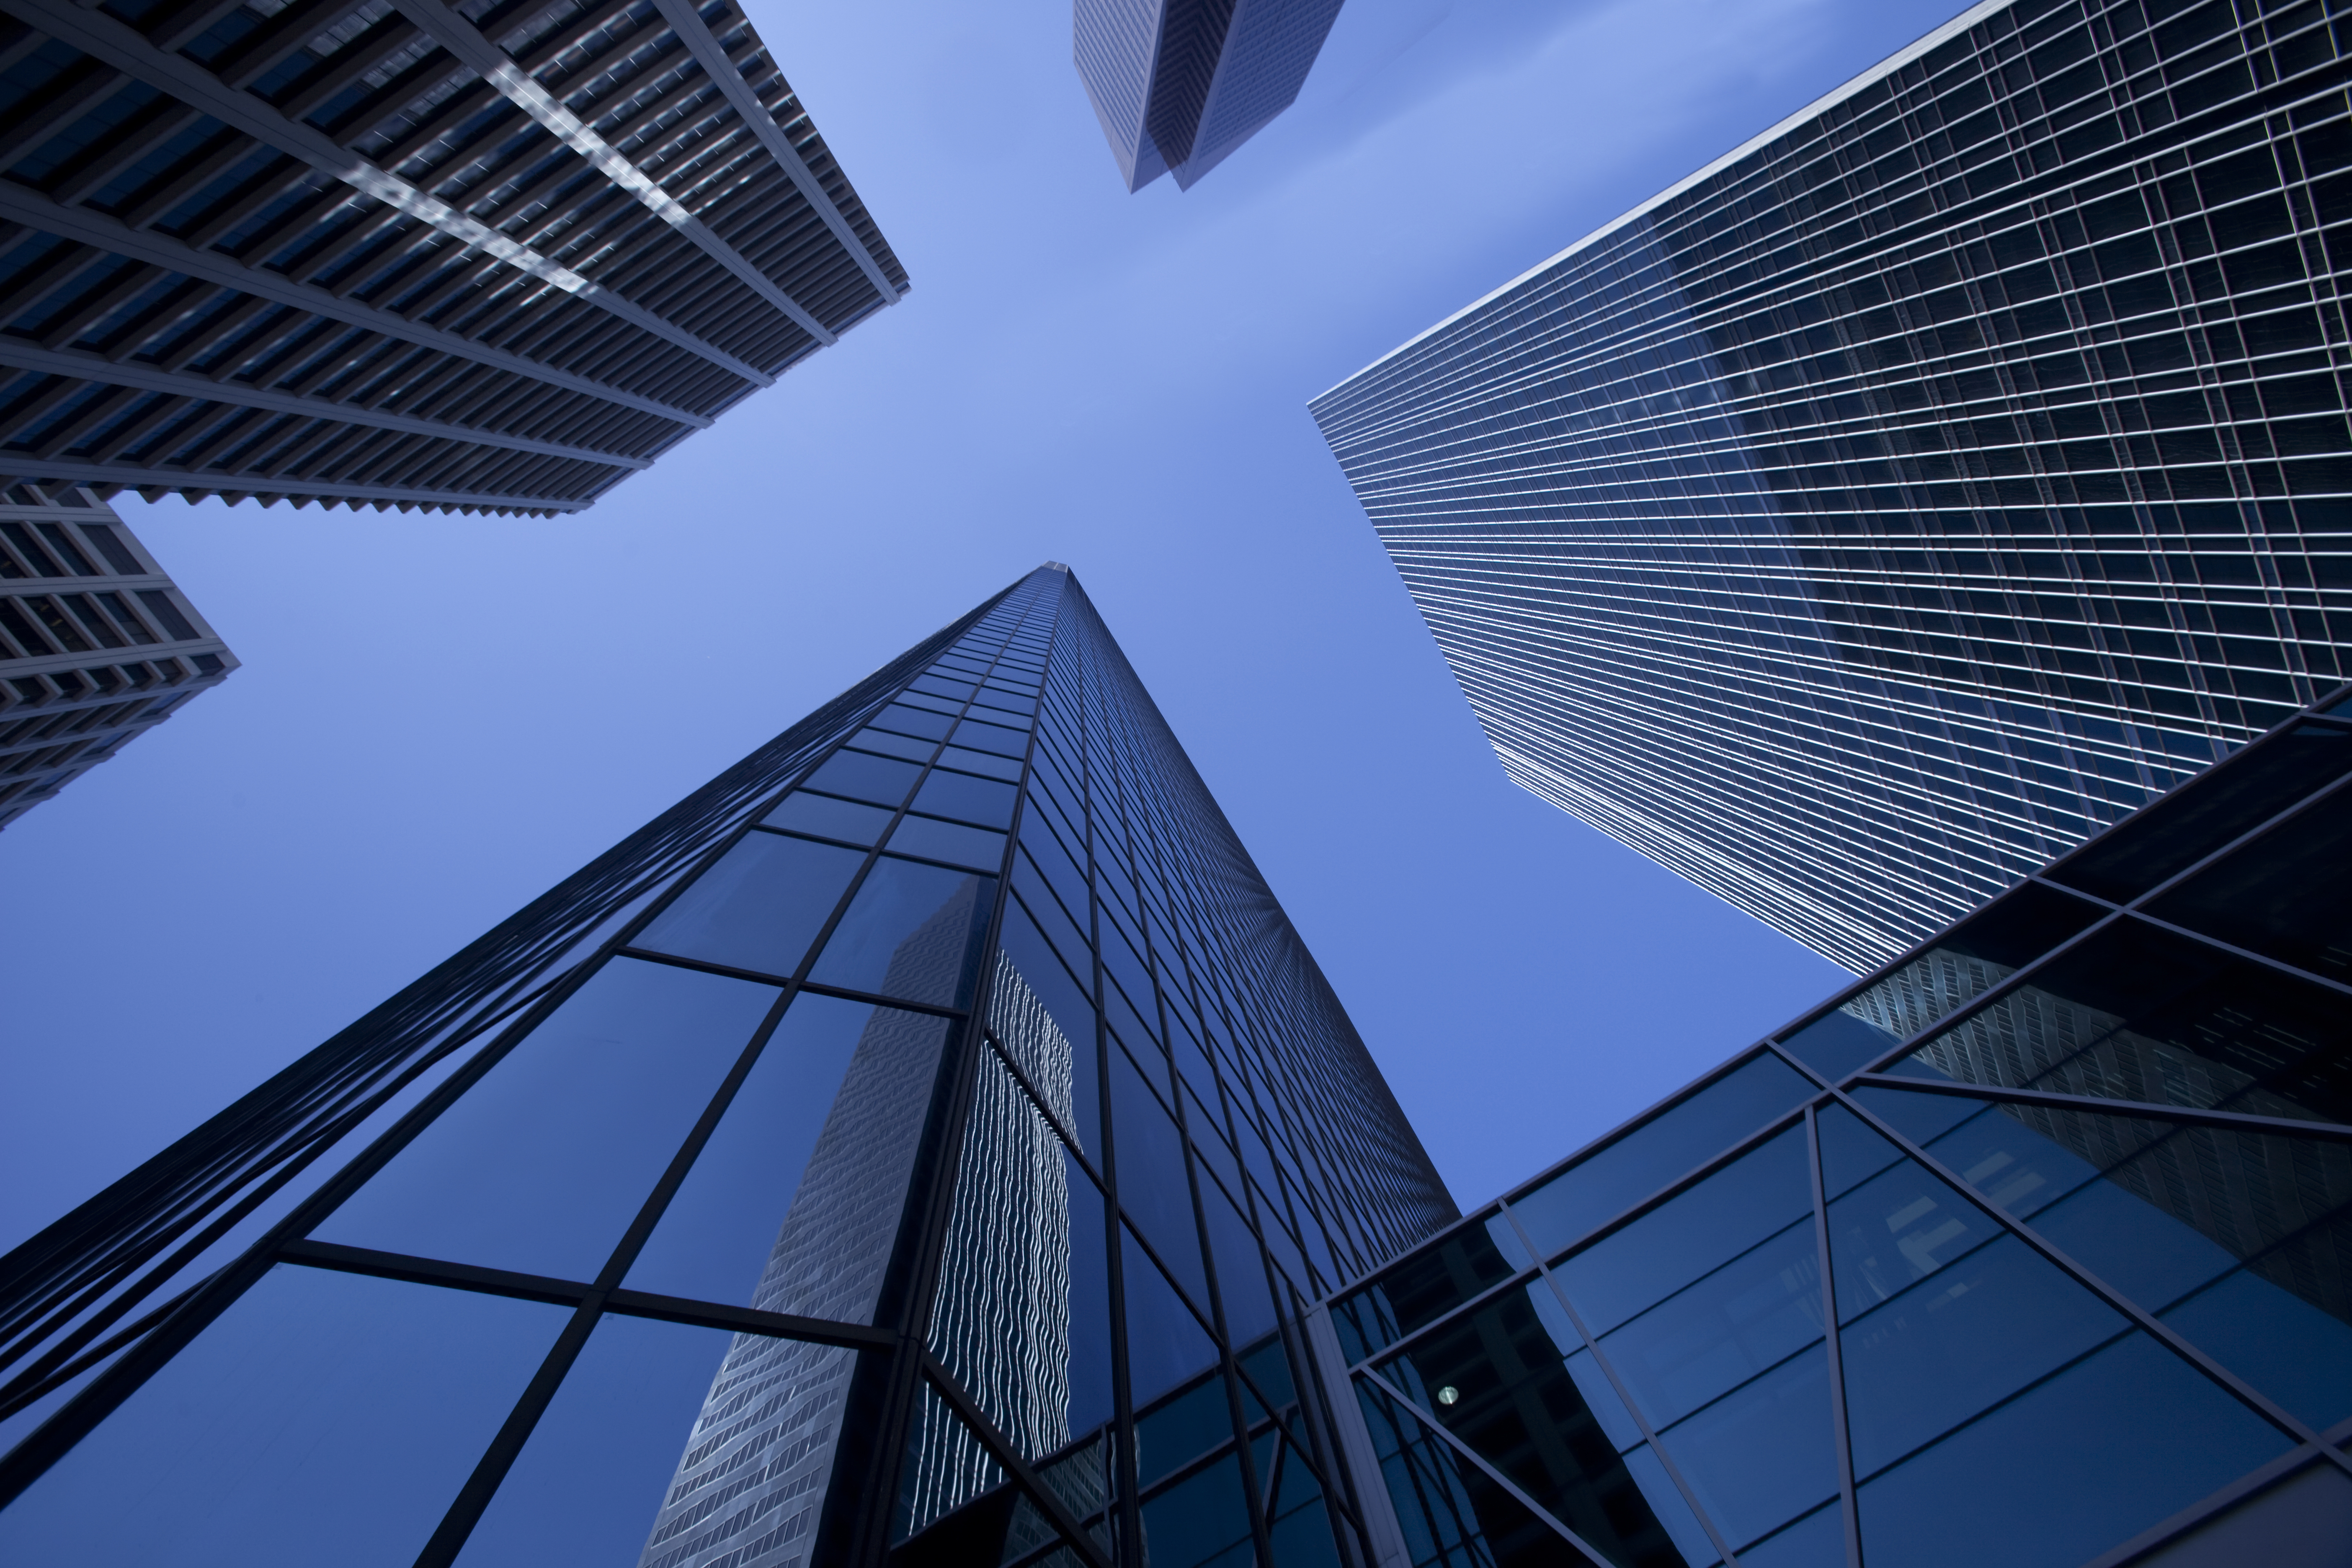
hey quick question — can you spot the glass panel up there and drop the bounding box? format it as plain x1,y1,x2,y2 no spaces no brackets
952,716,1029,758
913,768,1019,829
1555,1126,1813,1337
1889,918,2352,1124
1332,1219,1519,1362
803,748,924,807
1824,1145,2006,1324
1596,1217,1824,1431
1375,1282,1694,1567
940,743,1022,780
1110,1041,1210,1310
2147,783,2352,983
1854,1333,2290,1568
627,993,920,1306
1561,1345,1644,1452
317,958,776,1279
1513,1055,1812,1260
1776,1012,1903,1082
854,726,936,761
2050,721,2352,903
1237,1331,1297,1414
1353,1377,1594,1568
1123,1223,1219,1408
874,701,957,740
1863,1087,2352,1431
1202,1173,1277,1348
0,1266,566,1567
763,791,894,845
1266,1439,1346,1568
1654,1343,1837,1553
895,1380,1007,1545
1818,880,2110,1057
637,996,947,1325
807,858,994,1008
1732,1501,1838,1568
636,831,866,978
888,813,1008,872
991,943,1100,1160
931,1051,1110,1464
455,1313,738,1566
1139,1449,1253,1568
1841,1232,2126,1478
1621,1444,1722,1568
1816,1101,1908,1198
1136,1371,1235,1488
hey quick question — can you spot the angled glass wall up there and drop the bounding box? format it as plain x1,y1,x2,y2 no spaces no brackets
1313,0,2352,972
1316,681,2352,1568
0,564,1457,1567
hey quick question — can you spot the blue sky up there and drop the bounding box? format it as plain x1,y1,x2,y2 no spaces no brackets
0,0,1965,1240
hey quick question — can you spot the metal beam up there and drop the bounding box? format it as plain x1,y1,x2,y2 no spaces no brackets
0,183,709,430
18,453,594,511
646,0,900,304
6,0,776,388
389,0,836,345
0,340,650,469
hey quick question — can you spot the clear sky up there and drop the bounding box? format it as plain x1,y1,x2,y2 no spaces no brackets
0,0,1965,1243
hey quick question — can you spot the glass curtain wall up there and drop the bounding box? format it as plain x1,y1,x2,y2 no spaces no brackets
0,564,1457,1568
1323,683,2352,1568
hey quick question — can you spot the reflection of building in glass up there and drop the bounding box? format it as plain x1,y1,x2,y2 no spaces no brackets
0,483,234,828
637,886,972,1568
1320,677,2352,1568
1075,0,1345,192
1313,0,2352,970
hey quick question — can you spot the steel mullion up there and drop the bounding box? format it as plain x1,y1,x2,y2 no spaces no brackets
2115,907,2352,1004
1845,1072,2352,1143
1803,1106,1864,1568
1355,1364,1619,1568
1818,1079,2352,1478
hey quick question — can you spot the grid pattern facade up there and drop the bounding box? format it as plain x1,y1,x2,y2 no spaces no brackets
0,565,1455,1568
0,0,906,516
1317,680,2352,1568
1072,0,1342,193
0,478,230,826
1312,0,2352,971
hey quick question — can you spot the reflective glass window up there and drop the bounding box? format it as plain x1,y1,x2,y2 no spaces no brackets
892,1382,1008,1546
762,791,893,845
1352,1378,1594,1568
1555,1126,1812,1337
807,858,994,1008
635,831,864,979
1331,1217,1519,1363
1139,1450,1253,1568
1110,1040,1210,1309
1513,1055,1812,1260
913,768,1018,829
1825,880,2108,1053
886,812,1006,872
1266,1437,1349,1568
455,1314,741,1567
952,715,1029,758
851,725,934,761
2050,722,2352,903
1123,1223,1219,1408
318,958,776,1279
1825,1141,2007,1323
637,998,947,1326
1733,1501,1839,1568
1375,1282,1691,1567
939,743,1022,780
0,1266,566,1568
1775,1011,1901,1081
2146,783,2352,983
873,701,956,740
802,748,923,807
1854,1333,2290,1568
1136,1371,1235,1489
1596,1215,1823,1431
625,993,905,1305
992,937,1100,1159
1653,1343,1836,1553
1201,1171,1277,1348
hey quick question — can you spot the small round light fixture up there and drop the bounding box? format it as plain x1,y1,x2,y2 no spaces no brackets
1436,1385,1460,1406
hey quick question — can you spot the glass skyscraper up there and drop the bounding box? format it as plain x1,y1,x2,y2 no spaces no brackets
1311,0,2352,971
1319,678,2352,1568
1074,0,1346,192
0,564,1455,1566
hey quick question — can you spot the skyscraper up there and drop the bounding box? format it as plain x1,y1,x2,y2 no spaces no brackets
0,478,233,826
0,563,1455,1568
1311,0,2352,970
0,0,905,515
1074,0,1346,192
1315,677,2352,1568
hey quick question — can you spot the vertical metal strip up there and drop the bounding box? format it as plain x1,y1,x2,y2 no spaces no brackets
1805,1104,1865,1568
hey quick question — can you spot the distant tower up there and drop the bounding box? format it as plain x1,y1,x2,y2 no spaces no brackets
0,481,232,826
1075,0,1346,191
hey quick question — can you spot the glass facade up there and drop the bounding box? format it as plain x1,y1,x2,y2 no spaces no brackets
1073,0,1344,193
1317,680,2352,1568
1311,0,2352,971
0,564,1456,1565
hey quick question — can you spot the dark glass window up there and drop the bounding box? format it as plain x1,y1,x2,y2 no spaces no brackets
1352,1379,1599,1568
803,748,923,808
1110,1040,1210,1309
1122,1223,1218,1408
1512,1056,1813,1261
912,768,1018,829
1332,1217,1520,1361
762,790,894,845
886,812,1006,872
635,831,864,980
2145,782,2352,983
806,858,994,1008
992,931,1100,1158
316,958,776,1279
